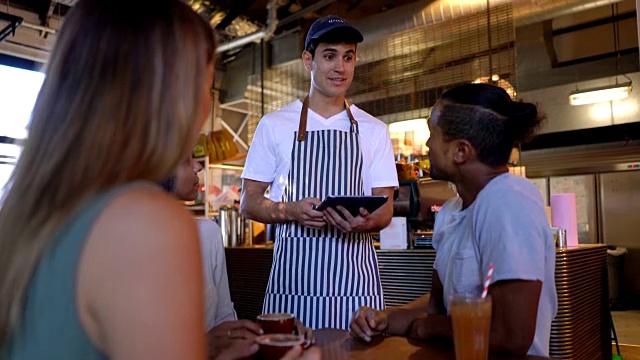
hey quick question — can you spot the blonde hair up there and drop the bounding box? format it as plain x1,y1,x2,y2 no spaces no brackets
0,0,215,344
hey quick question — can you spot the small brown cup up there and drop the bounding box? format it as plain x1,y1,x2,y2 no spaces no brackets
256,313,295,334
255,334,304,360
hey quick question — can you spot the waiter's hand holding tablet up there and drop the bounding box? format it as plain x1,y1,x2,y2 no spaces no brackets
312,195,388,232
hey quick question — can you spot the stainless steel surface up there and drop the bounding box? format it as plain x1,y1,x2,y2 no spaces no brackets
393,178,457,231
414,178,457,229
599,170,640,300
392,183,414,218
521,142,640,306
557,229,567,248
522,141,640,178
219,206,238,247
220,206,251,247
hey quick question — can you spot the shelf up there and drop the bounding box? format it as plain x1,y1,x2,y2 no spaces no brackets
186,204,205,211
209,153,247,165
209,163,244,170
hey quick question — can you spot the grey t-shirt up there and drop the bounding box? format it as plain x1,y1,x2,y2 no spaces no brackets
197,219,237,331
433,173,557,357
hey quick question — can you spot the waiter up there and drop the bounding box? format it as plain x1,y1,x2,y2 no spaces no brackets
240,15,398,330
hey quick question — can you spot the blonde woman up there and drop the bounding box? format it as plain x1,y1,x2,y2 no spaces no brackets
0,0,312,360
0,1,318,360
163,158,316,359
0,0,213,358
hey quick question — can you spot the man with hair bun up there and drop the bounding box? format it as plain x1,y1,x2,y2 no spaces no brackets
350,83,557,358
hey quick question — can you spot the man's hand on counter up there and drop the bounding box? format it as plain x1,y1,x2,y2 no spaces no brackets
349,306,389,342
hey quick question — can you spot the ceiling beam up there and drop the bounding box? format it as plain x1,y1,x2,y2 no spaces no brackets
347,0,365,13
277,0,337,28
0,12,23,43
32,0,52,25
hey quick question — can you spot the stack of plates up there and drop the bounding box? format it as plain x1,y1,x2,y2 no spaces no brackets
549,245,610,360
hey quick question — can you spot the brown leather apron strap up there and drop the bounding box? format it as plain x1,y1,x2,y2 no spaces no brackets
344,99,356,125
297,96,358,142
297,95,309,142
344,98,359,134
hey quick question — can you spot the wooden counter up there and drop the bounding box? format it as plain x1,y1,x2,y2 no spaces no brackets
313,328,550,359
225,244,610,360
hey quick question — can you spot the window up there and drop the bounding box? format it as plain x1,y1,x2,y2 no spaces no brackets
0,64,45,196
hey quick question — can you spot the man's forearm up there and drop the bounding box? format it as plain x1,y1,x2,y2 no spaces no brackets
407,314,453,341
240,193,292,224
383,293,431,335
384,307,428,335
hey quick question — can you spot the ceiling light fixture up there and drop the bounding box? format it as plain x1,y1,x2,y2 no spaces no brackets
569,4,633,107
569,82,632,106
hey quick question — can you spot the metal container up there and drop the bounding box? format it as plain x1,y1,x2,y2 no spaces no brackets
557,228,567,249
219,206,238,247
219,205,252,247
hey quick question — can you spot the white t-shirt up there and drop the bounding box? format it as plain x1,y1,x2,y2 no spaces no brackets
242,99,398,200
432,173,557,357
197,219,237,331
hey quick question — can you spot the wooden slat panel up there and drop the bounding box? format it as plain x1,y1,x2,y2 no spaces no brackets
549,245,610,360
225,248,273,321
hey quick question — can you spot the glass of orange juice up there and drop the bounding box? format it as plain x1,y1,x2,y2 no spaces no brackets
450,293,492,360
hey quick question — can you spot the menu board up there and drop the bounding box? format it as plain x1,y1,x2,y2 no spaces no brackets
528,177,549,206
549,175,597,244
549,175,594,225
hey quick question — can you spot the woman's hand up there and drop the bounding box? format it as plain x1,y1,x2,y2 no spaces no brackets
212,339,258,360
294,319,315,346
280,345,322,360
208,320,263,359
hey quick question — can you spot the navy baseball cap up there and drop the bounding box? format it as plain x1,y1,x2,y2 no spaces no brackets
304,15,364,51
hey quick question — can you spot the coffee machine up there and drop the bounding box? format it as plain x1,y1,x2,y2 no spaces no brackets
392,178,458,248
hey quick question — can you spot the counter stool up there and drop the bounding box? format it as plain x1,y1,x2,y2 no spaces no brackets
611,311,623,360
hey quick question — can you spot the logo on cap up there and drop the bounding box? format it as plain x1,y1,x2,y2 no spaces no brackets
304,15,364,50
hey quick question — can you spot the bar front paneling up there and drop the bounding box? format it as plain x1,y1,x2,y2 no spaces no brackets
225,247,436,320
376,249,435,307
225,244,610,360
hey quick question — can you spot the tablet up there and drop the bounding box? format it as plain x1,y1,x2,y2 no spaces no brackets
313,195,388,218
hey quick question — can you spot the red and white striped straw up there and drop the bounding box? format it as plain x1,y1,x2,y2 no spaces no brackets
481,262,494,299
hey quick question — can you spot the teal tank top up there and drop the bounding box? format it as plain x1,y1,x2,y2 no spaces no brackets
2,184,141,360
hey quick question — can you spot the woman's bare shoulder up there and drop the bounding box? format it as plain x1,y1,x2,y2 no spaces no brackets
78,182,205,358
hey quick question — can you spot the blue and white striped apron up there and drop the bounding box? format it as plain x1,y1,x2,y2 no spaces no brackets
263,96,384,330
